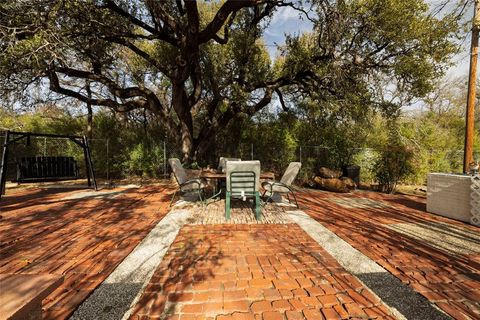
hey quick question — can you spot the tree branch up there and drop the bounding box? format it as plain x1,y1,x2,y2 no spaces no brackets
275,88,289,111
144,0,181,37
47,70,144,112
102,36,172,76
176,0,186,16
55,66,148,99
101,1,154,35
102,0,178,46
198,0,257,44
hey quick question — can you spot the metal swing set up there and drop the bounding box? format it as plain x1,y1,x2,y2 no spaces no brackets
0,130,97,200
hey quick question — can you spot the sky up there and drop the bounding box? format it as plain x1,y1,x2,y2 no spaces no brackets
263,6,315,59
262,3,473,80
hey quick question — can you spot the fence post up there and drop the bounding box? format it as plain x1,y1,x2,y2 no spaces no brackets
299,146,302,163
0,131,10,196
163,140,167,178
251,143,254,160
106,138,110,182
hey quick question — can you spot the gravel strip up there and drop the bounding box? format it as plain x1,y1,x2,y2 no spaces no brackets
61,190,128,200
386,221,480,256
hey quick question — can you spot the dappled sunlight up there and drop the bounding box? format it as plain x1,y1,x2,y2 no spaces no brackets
296,188,480,319
0,185,174,319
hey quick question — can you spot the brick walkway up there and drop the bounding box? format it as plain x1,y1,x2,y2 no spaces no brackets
130,224,395,319
0,185,173,319
297,189,480,320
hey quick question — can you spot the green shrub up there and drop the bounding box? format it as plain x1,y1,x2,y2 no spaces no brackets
352,149,380,184
126,143,164,177
373,143,414,193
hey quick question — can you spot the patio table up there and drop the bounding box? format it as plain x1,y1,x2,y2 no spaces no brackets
200,171,274,180
200,170,275,200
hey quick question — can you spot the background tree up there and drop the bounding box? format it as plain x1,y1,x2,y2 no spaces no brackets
0,0,465,163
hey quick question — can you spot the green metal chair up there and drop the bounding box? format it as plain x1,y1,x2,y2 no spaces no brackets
225,160,261,220
168,158,207,206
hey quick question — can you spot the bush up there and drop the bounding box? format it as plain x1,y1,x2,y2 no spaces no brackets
351,148,380,184
126,143,164,177
373,143,414,193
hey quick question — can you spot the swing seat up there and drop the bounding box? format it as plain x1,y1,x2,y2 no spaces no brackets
14,156,80,182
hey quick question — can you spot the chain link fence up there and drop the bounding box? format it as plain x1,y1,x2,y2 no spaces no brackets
210,144,479,185
2,132,478,185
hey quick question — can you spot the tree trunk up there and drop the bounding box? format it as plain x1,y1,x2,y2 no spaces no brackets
180,121,194,163
195,130,216,162
86,82,93,140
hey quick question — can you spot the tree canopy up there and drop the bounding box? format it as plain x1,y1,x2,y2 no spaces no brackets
0,0,465,162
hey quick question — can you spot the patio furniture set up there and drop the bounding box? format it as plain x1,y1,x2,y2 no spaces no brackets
168,158,301,220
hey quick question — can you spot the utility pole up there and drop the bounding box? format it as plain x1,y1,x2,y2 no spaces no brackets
464,0,480,173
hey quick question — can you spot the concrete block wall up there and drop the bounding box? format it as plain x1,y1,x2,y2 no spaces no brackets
427,173,472,223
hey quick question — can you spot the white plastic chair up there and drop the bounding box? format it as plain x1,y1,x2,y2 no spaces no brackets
168,158,207,206
262,162,301,208
217,157,241,173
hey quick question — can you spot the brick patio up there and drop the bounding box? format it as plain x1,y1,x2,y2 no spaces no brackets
296,189,480,320
129,224,395,319
187,199,292,224
2,185,479,319
0,185,173,319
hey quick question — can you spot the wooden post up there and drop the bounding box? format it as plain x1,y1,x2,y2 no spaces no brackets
83,136,97,191
464,0,480,173
82,137,91,187
0,131,10,197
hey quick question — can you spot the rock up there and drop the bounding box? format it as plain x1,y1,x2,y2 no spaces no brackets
318,167,342,179
304,179,316,188
313,176,351,193
340,176,356,190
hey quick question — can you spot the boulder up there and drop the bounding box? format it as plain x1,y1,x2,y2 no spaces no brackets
340,176,357,190
313,176,350,193
318,167,342,179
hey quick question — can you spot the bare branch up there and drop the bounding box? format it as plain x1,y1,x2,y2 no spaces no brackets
102,36,173,77
198,0,257,44
102,0,179,46
275,88,289,111
47,70,145,112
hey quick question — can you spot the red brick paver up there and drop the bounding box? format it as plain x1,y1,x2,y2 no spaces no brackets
297,189,480,319
130,224,394,319
0,185,173,319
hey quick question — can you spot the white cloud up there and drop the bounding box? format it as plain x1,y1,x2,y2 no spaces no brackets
264,28,280,38
271,6,300,25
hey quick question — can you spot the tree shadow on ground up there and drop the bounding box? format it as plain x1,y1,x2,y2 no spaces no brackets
296,190,480,273
295,189,480,319
0,185,175,319
382,196,426,212
130,234,225,318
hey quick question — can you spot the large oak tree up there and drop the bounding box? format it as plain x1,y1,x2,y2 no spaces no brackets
0,0,462,162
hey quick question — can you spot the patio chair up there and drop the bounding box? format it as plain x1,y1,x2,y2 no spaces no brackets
217,157,241,173
168,158,208,206
262,162,301,208
225,160,261,220
217,157,241,193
